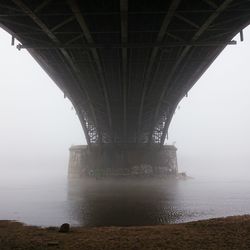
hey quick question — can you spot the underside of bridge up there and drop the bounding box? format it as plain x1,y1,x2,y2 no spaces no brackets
1,1,250,174
1,0,250,145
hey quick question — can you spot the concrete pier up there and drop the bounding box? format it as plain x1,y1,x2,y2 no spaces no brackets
68,144,178,178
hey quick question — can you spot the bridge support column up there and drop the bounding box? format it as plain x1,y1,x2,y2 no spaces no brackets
68,144,178,178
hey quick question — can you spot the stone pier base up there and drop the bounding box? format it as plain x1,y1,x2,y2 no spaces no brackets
68,144,178,178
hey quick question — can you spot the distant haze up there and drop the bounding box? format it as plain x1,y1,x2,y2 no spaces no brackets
0,28,85,180
1,26,250,181
168,25,250,180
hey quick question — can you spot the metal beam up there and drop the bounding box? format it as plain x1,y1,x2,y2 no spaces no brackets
160,106,176,145
201,30,232,41
136,0,181,143
210,12,250,28
150,0,234,144
166,32,185,42
175,13,200,29
39,58,212,64
65,34,84,45
0,3,20,12
17,40,237,50
51,16,75,32
203,0,218,9
12,0,99,144
67,0,113,141
240,29,244,41
34,0,52,13
120,0,128,142
0,18,41,31
10,28,235,35
1,9,250,17
74,106,91,145
12,0,59,43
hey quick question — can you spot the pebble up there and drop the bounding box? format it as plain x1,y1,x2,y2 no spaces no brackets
59,223,70,233
47,241,59,246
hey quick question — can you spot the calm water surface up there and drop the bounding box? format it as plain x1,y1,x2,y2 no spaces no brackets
0,177,250,227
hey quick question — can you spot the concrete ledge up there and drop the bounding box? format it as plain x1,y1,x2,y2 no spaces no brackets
68,144,178,178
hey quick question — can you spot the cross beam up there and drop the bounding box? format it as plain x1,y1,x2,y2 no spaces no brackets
137,0,181,143
67,0,113,142
12,0,99,144
120,0,128,142
150,0,234,144
16,40,236,50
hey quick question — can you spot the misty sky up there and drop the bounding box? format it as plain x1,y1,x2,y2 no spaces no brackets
0,25,250,181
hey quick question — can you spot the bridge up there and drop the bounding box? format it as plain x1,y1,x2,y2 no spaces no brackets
1,0,250,176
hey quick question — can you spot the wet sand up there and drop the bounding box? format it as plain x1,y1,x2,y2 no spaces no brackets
0,215,250,249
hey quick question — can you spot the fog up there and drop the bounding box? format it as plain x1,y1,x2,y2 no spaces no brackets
168,25,250,180
0,28,84,182
1,26,250,182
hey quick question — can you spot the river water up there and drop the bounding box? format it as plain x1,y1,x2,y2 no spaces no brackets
0,177,250,227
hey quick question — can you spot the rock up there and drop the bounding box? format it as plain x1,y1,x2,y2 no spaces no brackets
47,241,59,246
58,223,70,233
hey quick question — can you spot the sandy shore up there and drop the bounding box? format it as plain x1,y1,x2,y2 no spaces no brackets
1,215,250,249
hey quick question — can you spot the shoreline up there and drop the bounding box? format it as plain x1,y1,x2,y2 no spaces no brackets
1,215,250,249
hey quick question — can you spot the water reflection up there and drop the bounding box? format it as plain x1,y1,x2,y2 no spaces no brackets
67,178,184,227
1,176,249,227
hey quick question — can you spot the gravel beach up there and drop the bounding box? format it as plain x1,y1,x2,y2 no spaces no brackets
1,215,250,249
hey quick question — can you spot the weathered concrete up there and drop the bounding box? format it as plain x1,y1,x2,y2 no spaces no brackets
68,144,178,178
